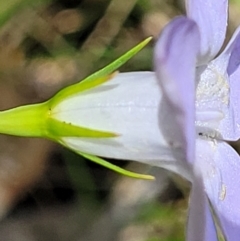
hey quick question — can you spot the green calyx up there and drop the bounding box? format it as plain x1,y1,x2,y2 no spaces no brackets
0,37,152,138
0,37,154,181
0,101,117,139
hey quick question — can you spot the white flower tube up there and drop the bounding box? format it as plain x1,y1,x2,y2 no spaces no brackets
53,72,168,160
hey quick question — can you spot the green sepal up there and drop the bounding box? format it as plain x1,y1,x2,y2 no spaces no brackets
49,72,116,108
47,117,118,139
50,37,152,107
80,152,155,181
0,101,118,139
82,37,152,83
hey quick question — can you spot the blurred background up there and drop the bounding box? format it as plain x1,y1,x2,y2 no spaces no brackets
0,0,239,240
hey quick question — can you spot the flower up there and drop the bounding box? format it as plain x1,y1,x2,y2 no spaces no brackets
0,0,239,239
154,0,240,240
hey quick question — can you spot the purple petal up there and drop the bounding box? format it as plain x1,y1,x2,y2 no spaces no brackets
187,176,218,241
227,27,240,75
154,16,200,164
195,28,240,141
186,0,228,64
223,28,240,140
202,27,240,141
224,68,240,141
196,139,240,240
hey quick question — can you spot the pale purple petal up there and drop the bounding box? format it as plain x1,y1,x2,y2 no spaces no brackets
196,139,240,240
195,59,230,141
226,27,240,75
222,27,240,140
224,69,240,141
196,28,240,141
185,0,228,64
154,17,200,164
187,176,218,241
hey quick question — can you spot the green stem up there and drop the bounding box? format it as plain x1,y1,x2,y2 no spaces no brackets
0,102,49,137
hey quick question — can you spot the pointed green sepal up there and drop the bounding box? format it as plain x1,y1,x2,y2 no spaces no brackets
50,37,152,107
0,101,118,139
82,37,152,83
47,117,118,139
80,152,155,181
50,72,118,108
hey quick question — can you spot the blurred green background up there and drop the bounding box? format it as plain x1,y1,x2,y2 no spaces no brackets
0,0,238,240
